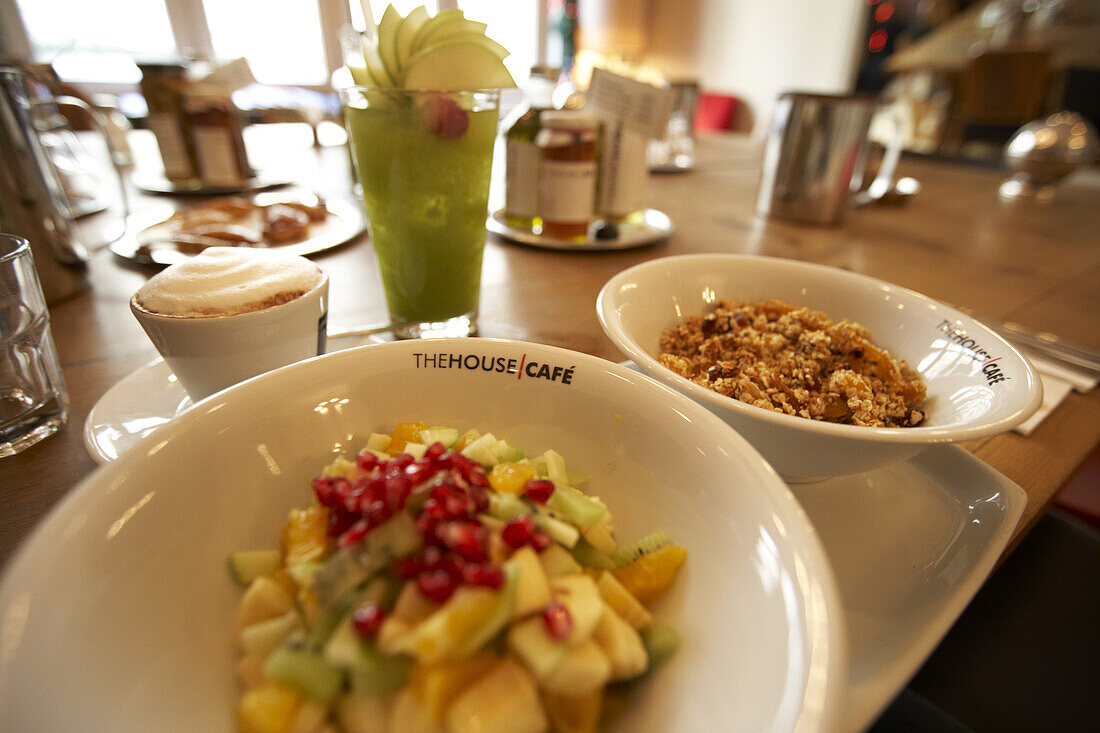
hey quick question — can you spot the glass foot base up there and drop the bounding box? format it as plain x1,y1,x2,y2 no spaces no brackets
392,312,477,340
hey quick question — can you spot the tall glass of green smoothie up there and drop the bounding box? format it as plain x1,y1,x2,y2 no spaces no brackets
342,87,500,338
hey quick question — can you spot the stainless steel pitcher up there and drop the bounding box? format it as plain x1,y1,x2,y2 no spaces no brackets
756,92,902,226
0,67,91,303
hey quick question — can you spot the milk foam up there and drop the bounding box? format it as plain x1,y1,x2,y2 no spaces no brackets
134,247,323,317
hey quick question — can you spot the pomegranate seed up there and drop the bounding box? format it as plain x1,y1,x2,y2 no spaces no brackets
437,520,487,560
463,563,505,589
425,442,447,460
355,451,379,472
441,553,467,581
393,556,419,579
419,545,444,571
542,602,573,641
524,479,554,503
501,516,536,549
352,602,386,637
418,569,457,603
468,470,490,489
311,476,340,508
388,454,414,471
421,498,447,521
339,518,370,548
327,507,357,537
383,476,412,513
530,530,552,553
351,477,383,511
470,488,490,514
405,462,436,486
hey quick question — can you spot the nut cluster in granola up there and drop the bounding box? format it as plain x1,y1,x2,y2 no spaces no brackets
658,298,926,427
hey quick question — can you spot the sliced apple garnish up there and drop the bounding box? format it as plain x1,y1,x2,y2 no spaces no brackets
403,41,516,90
350,4,516,91
376,4,402,82
395,5,429,70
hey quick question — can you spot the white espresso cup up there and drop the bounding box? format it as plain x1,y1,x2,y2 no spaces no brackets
130,247,329,402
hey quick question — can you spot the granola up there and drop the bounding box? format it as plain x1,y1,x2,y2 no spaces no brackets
658,298,926,427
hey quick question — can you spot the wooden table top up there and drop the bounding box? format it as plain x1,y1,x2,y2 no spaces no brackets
1,128,1098,569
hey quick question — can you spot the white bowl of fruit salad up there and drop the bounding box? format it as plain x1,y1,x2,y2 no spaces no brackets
598,254,1043,482
0,339,845,732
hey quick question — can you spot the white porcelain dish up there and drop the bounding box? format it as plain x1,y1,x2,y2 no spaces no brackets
598,254,1043,481
1,339,845,732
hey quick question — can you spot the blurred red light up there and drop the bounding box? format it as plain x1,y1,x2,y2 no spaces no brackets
564,4,577,20
875,2,895,22
869,29,888,52
548,0,564,14
866,0,881,5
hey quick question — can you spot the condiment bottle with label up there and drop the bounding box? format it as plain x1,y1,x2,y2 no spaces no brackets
503,65,559,231
184,91,252,189
138,63,200,187
535,111,599,241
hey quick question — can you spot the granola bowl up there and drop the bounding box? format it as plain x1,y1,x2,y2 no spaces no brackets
598,254,1043,482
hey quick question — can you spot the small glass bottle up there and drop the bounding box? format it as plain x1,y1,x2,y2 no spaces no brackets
503,66,559,231
535,111,599,241
138,63,201,187
184,91,252,189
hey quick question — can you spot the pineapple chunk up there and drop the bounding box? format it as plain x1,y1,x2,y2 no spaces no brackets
507,616,569,681
445,658,549,733
541,689,602,733
488,462,536,495
383,585,511,664
236,576,295,640
510,546,552,619
337,693,395,733
281,507,331,565
612,545,687,602
241,609,303,660
595,571,652,629
539,639,612,698
549,575,604,645
593,606,648,680
238,682,301,733
388,687,443,733
289,700,328,733
580,520,616,555
452,428,480,453
539,543,582,578
408,652,498,722
388,421,429,453
236,654,267,690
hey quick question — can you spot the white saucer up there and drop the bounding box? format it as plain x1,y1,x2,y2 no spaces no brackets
612,360,1024,730
790,447,1025,731
83,333,380,465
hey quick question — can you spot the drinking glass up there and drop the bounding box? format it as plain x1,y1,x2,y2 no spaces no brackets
342,87,500,339
0,234,68,456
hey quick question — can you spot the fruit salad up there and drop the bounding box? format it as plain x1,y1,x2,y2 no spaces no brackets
231,422,686,733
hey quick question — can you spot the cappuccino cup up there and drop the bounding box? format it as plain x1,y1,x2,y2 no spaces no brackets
131,247,328,402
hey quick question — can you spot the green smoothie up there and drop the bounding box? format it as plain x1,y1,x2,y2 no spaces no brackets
344,90,499,331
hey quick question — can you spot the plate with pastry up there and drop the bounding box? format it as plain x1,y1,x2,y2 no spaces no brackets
111,190,366,266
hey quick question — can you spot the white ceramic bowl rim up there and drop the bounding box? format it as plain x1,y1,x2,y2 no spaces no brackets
598,254,1044,446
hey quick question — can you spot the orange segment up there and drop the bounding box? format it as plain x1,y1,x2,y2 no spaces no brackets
280,507,331,565
612,545,687,603
237,682,301,733
388,421,429,452
488,462,536,495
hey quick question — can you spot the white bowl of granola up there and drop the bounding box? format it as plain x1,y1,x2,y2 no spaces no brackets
598,254,1043,481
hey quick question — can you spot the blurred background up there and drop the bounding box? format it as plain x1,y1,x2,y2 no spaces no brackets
2,0,1097,163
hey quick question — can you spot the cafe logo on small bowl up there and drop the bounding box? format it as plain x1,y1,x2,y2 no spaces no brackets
414,351,576,385
936,320,1009,386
